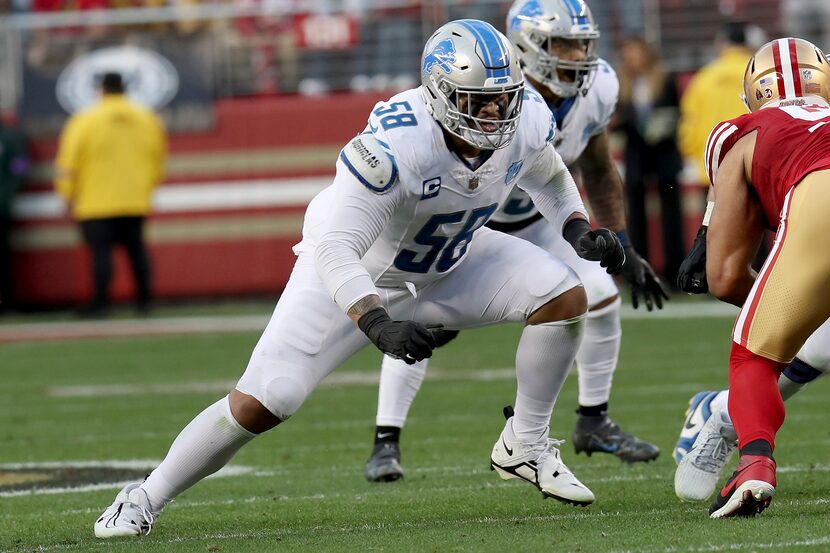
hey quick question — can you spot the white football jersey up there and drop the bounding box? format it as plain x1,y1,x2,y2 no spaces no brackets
490,59,619,225
294,86,585,311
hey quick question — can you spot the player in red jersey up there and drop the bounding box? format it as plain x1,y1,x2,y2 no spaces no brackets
701,37,830,518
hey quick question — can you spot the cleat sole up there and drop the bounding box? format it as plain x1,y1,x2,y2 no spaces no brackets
710,481,775,519
491,461,594,506
541,490,594,507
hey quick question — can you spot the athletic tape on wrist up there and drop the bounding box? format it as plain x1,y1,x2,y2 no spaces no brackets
702,201,715,227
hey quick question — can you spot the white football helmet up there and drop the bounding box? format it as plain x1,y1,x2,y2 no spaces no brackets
421,19,524,150
507,0,600,97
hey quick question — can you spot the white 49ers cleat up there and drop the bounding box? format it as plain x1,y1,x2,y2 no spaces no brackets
94,481,159,538
490,407,595,506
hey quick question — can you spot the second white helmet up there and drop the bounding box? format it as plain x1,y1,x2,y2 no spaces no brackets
507,0,600,97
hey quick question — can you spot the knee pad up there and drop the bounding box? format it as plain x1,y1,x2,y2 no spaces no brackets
264,376,309,421
795,328,830,373
783,357,824,384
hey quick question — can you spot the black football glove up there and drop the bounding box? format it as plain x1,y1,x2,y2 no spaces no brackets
619,246,669,311
430,327,460,348
576,228,626,275
677,225,708,294
358,308,437,365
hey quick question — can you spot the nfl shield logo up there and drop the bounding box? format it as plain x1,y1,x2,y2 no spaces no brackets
468,175,480,190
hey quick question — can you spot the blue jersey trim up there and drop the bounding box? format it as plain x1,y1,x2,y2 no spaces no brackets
546,112,556,143
550,96,576,129
339,150,398,193
457,149,494,171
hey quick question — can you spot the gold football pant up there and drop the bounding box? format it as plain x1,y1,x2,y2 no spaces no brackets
733,169,830,362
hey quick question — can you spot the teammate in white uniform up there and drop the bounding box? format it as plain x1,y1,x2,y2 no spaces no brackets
92,19,627,538
365,0,667,483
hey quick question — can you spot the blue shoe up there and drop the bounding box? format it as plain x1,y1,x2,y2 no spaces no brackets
674,391,722,464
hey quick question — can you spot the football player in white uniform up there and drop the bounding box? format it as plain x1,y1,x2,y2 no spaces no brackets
365,0,667,483
93,19,626,538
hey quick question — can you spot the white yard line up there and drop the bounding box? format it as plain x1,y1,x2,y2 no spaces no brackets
47,367,517,397
606,536,830,553
4,514,828,553
0,462,259,498
6,462,830,500
0,301,738,343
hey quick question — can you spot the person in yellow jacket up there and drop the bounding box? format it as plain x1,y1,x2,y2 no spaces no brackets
55,72,167,315
678,21,767,185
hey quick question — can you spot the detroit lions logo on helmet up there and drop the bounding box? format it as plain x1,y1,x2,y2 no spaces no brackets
510,0,543,31
423,38,457,75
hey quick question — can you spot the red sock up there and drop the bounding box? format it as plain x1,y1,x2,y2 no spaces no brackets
727,342,786,452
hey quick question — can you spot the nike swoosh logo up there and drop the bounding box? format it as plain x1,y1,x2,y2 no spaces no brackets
591,438,620,453
502,438,513,456
720,460,763,498
377,432,394,439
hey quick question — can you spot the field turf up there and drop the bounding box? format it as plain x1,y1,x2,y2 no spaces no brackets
1,304,828,552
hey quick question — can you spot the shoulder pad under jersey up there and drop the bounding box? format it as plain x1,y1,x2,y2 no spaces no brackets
592,59,619,104
339,133,399,193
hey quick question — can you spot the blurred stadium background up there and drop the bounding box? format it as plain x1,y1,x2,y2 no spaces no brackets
0,0,820,308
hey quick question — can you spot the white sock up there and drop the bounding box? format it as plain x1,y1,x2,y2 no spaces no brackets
575,298,621,407
375,355,428,428
512,316,584,443
711,390,730,414
140,395,255,512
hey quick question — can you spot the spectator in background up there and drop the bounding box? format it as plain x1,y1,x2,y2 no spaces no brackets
614,37,684,284
55,72,167,317
349,0,421,93
678,21,767,185
783,0,830,57
0,113,30,314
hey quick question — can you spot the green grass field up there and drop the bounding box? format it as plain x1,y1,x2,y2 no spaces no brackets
1,305,828,552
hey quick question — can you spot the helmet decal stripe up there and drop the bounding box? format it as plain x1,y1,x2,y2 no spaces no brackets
563,0,585,17
469,19,510,78
457,20,492,76
457,19,509,78
771,39,787,99
775,38,797,98
787,38,803,96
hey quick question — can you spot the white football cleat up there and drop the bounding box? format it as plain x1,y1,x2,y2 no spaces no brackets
674,390,726,463
675,409,738,501
490,413,595,506
94,481,158,538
